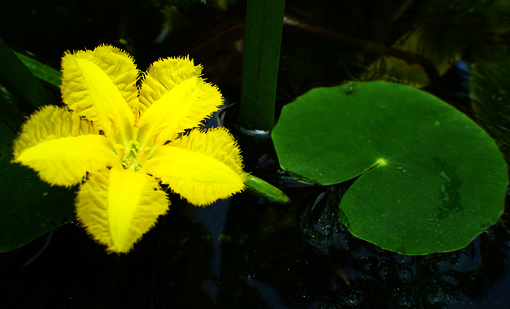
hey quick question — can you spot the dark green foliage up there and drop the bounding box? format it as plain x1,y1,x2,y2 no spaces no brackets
413,0,510,63
471,49,510,163
0,37,53,112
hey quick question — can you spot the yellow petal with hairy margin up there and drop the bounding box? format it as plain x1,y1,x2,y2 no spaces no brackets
137,57,223,148
76,167,169,253
13,105,114,186
146,128,245,206
16,135,114,186
61,45,137,143
138,56,202,111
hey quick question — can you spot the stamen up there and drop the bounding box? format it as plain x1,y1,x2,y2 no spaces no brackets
120,140,143,171
140,147,150,166
113,144,126,161
132,125,139,142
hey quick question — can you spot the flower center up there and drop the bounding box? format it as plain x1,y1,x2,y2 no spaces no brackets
120,140,144,171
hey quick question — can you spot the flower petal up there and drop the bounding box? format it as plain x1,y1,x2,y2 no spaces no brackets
137,57,223,148
76,167,169,253
13,106,115,186
61,45,137,143
146,128,245,206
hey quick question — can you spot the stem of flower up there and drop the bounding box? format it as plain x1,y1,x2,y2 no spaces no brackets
239,0,285,131
244,173,290,204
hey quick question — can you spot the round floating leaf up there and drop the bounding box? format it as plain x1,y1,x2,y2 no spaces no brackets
272,81,508,255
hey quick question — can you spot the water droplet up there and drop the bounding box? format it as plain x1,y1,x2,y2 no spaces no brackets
439,171,451,182
345,83,357,94
438,171,453,204
440,184,449,202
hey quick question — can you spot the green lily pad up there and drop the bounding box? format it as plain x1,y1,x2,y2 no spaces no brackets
272,81,508,255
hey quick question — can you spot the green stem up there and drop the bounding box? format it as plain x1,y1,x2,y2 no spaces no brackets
240,0,285,131
244,173,290,204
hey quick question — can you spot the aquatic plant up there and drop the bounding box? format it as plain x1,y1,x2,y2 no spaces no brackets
11,45,246,253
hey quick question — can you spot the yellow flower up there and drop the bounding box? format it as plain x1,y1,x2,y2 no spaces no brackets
12,45,246,253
